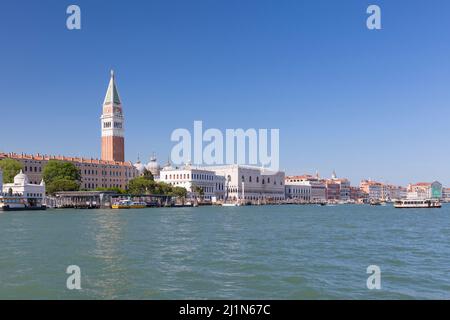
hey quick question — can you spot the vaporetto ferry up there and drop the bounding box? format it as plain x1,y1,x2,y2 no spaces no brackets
394,199,441,209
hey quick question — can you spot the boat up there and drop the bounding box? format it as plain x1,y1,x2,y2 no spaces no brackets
0,195,46,211
222,202,241,207
394,199,441,209
111,199,147,209
370,199,382,206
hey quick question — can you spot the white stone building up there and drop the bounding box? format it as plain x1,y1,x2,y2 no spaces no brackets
285,175,326,203
285,182,311,202
1,170,46,207
159,163,225,202
442,188,450,202
209,165,285,203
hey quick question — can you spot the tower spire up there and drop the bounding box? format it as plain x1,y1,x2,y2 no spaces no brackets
103,69,121,105
101,70,125,162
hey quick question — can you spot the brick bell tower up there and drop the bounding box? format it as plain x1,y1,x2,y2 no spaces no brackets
101,70,125,162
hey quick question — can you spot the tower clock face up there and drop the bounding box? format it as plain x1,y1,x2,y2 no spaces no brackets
103,106,112,114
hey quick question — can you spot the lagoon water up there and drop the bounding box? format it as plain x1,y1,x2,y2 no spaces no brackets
1,204,450,299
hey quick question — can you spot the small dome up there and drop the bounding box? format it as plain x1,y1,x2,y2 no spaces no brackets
146,155,161,175
14,170,29,185
133,161,146,173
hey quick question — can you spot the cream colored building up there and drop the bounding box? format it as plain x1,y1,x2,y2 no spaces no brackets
210,165,285,203
285,175,326,203
159,163,225,201
285,182,311,202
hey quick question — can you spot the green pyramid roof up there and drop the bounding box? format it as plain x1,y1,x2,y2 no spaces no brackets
103,70,122,105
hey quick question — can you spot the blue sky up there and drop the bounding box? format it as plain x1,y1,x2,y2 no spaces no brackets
1,0,450,186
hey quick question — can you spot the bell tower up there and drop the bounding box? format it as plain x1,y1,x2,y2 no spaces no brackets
101,70,125,162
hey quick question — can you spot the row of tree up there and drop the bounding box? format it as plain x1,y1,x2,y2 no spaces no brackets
0,159,187,198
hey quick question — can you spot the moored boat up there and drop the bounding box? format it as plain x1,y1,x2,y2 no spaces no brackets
0,195,46,211
112,199,147,209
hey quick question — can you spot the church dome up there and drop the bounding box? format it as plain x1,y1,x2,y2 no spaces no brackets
133,160,146,174
146,154,161,175
14,170,29,185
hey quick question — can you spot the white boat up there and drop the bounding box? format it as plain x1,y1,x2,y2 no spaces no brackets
394,199,441,209
0,195,46,211
222,203,241,207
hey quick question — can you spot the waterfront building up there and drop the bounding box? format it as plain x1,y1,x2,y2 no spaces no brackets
442,188,450,202
210,165,285,203
407,181,442,199
101,70,125,162
285,180,311,202
381,185,406,201
285,175,326,203
159,163,225,202
330,171,351,202
359,180,383,201
350,186,367,203
1,170,45,207
0,152,138,190
325,180,340,201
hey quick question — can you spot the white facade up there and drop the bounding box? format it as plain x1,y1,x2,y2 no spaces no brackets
159,165,225,201
442,188,450,202
1,170,46,207
285,182,311,202
285,176,326,203
209,165,285,202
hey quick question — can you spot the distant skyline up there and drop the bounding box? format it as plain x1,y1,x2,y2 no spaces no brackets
1,0,450,186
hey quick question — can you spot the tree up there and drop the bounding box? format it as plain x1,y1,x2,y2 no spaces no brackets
171,186,187,198
95,187,126,194
43,160,81,184
142,168,154,181
0,159,23,183
45,178,79,195
43,160,81,194
191,184,204,202
128,176,154,195
154,181,173,195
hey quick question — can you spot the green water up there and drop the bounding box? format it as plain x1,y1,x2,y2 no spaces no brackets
0,204,449,299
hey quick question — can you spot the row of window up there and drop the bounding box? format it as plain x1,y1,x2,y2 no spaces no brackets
287,188,311,194
24,166,41,173
165,173,217,181
84,183,124,189
103,122,123,129
83,169,132,177
26,193,43,198
168,181,225,192
240,175,283,186
83,178,123,183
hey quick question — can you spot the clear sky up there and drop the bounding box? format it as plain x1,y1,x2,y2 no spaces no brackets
1,0,450,186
